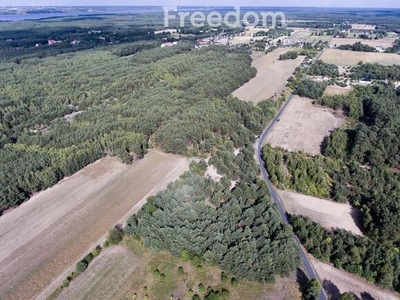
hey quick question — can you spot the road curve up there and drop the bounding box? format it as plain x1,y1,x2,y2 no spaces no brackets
255,53,328,299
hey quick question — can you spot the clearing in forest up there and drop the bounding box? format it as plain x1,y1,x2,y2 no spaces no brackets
320,49,400,67
0,150,190,300
324,85,353,96
279,190,364,236
232,48,304,104
310,257,400,300
52,239,302,300
265,96,346,156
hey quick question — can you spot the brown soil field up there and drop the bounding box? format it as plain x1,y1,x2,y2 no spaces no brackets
320,49,400,67
266,96,346,156
0,150,190,300
330,37,396,48
279,190,364,236
289,30,312,40
311,257,400,300
54,239,302,300
324,85,353,96
232,48,305,104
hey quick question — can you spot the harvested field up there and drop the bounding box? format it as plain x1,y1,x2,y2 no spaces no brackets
311,257,400,300
330,37,396,48
0,150,190,300
289,30,312,40
324,85,353,96
54,239,302,300
266,96,346,156
279,190,364,236
320,49,400,67
233,48,304,103
305,35,333,43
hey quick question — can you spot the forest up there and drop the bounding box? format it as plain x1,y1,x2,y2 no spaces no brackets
290,215,400,291
0,42,268,213
126,143,300,283
264,69,400,254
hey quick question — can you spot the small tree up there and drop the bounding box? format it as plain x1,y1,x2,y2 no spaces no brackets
304,279,321,300
76,260,88,273
107,225,124,245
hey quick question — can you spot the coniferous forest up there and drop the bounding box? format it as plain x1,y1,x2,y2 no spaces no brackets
0,44,267,212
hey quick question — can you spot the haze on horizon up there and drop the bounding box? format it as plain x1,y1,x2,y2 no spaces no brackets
2,0,400,8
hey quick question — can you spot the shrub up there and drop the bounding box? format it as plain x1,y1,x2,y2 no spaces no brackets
76,260,88,273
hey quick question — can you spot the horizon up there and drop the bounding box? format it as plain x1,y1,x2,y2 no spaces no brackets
1,0,400,9
2,5,400,10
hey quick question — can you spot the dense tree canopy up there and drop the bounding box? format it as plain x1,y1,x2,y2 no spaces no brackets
0,44,266,213
126,145,300,282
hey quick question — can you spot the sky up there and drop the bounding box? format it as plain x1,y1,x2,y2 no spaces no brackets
2,0,400,8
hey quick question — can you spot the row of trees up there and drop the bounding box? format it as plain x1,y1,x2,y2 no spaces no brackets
290,215,400,291
338,42,376,52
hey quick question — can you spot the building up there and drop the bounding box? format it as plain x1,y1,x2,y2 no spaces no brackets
48,39,57,45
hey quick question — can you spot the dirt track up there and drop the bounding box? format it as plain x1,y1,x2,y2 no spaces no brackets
0,150,190,300
232,49,304,104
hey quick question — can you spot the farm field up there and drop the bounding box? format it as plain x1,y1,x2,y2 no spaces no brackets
265,96,346,155
324,85,353,96
305,35,333,43
311,257,400,300
0,150,190,300
289,30,312,40
279,190,364,236
330,37,396,48
232,48,304,104
320,49,400,66
54,239,302,300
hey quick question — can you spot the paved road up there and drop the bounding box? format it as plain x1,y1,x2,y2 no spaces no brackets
255,51,328,300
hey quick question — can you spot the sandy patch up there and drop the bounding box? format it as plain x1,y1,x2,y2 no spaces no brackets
320,49,400,67
0,150,190,300
311,257,400,300
205,165,223,182
279,190,364,236
233,48,304,103
266,96,346,156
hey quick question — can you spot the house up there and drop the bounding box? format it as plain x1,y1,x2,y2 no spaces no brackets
375,46,385,53
48,39,57,45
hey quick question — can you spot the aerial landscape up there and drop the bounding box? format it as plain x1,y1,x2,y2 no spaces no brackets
1,1,400,300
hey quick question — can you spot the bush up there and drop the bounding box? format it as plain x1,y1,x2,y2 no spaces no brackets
107,225,124,245
76,260,89,273
62,279,70,288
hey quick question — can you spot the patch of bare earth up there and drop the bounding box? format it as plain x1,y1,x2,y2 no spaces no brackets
266,96,346,156
311,257,400,300
232,48,305,104
320,49,400,67
324,85,353,96
0,150,190,300
279,190,364,236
